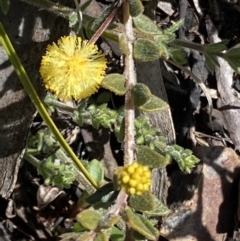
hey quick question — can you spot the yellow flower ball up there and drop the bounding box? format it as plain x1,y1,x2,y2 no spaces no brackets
115,162,152,195
136,183,143,191
131,173,140,180
122,175,130,183
39,36,107,101
129,179,137,187
127,165,135,174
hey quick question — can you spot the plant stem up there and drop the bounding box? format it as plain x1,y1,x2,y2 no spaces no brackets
170,39,204,52
88,1,120,45
45,97,76,113
123,0,136,165
24,153,41,168
73,0,82,34
55,149,96,194
24,153,56,176
0,22,98,189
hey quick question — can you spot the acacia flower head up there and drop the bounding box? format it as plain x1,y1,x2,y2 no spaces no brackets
115,162,152,195
40,36,107,100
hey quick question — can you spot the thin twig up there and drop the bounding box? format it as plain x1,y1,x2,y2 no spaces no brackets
92,0,133,228
88,1,121,44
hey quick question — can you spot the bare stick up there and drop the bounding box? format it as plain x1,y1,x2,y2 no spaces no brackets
123,0,136,165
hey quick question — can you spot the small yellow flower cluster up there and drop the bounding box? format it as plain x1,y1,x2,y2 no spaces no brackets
116,162,151,195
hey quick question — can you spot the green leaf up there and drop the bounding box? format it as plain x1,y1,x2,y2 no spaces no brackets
86,183,117,204
137,145,170,168
203,40,228,72
96,91,111,105
133,14,162,34
101,74,126,95
134,116,143,129
92,118,100,129
204,51,219,73
224,47,240,58
110,226,125,241
163,145,200,173
76,209,101,230
125,207,159,240
223,47,240,73
132,230,147,240
73,222,87,232
156,41,170,58
119,34,130,55
138,95,169,112
77,190,90,209
102,23,121,42
0,0,10,15
204,52,216,73
129,191,156,211
129,0,144,17
145,195,170,217
132,83,152,107
80,0,92,11
225,58,240,73
74,100,89,126
86,159,104,186
43,92,57,113
168,47,187,65
134,39,160,61
74,112,83,126
136,135,144,145
164,19,184,34
94,230,109,241
204,40,228,53
69,11,78,28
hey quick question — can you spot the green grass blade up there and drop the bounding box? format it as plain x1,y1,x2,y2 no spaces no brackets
0,22,98,189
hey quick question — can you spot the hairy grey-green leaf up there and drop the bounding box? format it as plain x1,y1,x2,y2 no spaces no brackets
134,39,160,61
102,74,126,95
110,227,125,241
168,47,187,65
137,145,170,168
86,159,104,186
145,195,170,217
138,95,169,112
125,207,159,240
133,14,162,34
76,209,101,230
132,83,151,107
129,191,156,211
129,0,144,17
